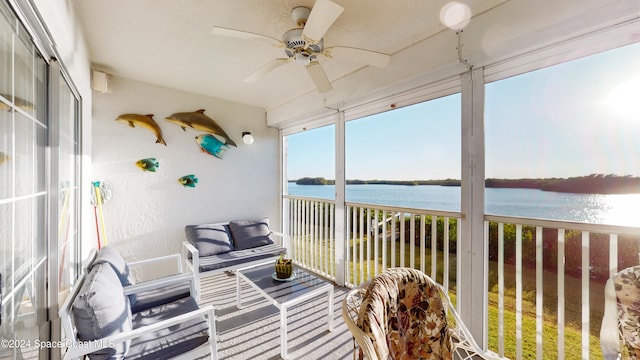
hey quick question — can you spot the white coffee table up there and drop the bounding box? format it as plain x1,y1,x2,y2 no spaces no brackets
236,263,334,359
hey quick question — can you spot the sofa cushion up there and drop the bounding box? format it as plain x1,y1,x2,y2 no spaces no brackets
185,223,233,256
128,297,209,359
72,263,132,360
130,282,191,313
91,246,137,304
228,219,274,250
197,243,286,272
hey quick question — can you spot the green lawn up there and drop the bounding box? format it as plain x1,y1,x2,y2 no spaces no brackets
296,234,607,359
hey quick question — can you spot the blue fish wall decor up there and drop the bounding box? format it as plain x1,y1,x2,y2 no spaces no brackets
135,158,159,172
195,134,229,159
178,174,198,188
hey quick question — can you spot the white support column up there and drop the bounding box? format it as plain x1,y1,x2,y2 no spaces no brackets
334,111,346,286
280,131,290,248
460,67,487,347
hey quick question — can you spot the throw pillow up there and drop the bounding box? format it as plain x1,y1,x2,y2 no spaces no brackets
72,263,132,359
185,223,233,256
92,246,137,304
228,218,274,250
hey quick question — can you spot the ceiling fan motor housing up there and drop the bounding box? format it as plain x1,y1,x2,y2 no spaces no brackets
282,28,323,63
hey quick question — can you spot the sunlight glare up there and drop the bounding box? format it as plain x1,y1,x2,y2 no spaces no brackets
440,2,472,30
601,194,640,226
606,77,640,118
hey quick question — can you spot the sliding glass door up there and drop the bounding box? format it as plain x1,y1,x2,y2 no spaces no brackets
0,1,48,358
0,1,81,358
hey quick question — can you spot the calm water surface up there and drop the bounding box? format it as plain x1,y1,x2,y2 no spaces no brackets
287,183,640,227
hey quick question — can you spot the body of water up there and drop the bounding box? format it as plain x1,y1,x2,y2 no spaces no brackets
287,183,640,227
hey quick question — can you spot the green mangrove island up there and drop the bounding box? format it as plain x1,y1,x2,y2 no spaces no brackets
292,174,640,194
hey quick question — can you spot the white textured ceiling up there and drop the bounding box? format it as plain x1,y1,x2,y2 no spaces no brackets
72,0,505,109
71,0,639,125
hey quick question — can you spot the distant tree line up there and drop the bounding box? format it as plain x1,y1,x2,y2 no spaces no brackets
294,174,640,194
294,177,460,186
485,174,640,194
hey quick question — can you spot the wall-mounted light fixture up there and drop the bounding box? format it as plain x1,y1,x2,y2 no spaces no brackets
242,132,254,145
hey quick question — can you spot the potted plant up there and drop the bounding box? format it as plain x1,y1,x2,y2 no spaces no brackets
275,254,293,279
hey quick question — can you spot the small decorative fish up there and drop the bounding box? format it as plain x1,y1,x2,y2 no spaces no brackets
135,158,159,172
178,174,198,188
0,151,9,165
115,114,167,146
195,134,229,159
165,109,237,147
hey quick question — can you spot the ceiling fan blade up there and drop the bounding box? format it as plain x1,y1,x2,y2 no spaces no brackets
306,61,332,93
211,26,283,46
243,58,290,83
302,0,344,45
324,46,391,68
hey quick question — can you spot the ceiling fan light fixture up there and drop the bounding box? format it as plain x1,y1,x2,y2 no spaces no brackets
291,6,311,27
294,51,314,64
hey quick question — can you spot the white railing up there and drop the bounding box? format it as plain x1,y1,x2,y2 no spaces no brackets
285,196,337,281
283,195,640,360
344,202,462,289
485,215,640,360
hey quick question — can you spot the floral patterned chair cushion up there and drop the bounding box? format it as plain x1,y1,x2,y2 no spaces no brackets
356,267,453,359
615,265,640,359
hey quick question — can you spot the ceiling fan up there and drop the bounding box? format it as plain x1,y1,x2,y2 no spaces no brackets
211,0,390,93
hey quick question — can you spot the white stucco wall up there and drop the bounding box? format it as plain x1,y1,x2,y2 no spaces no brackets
91,76,278,275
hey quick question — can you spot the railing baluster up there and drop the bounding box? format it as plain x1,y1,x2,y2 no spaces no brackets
352,206,357,284
391,213,396,268
367,208,372,280
374,209,379,276
420,214,426,274
330,203,334,277
443,216,449,291
456,217,461,315
581,231,589,360
400,213,405,267
321,202,326,275
295,199,300,262
319,202,324,274
431,215,437,280
410,214,415,269
536,226,543,360
558,228,565,359
516,224,523,360
288,199,298,260
311,201,321,269
359,207,364,284
291,198,296,258
344,205,354,284
382,210,387,271
609,233,618,277
498,222,505,358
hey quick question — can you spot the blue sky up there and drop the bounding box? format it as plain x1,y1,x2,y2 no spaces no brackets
287,41,640,180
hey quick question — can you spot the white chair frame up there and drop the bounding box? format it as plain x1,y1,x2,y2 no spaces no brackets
59,252,217,360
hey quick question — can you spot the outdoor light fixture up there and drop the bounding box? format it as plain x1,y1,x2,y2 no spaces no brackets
242,132,254,145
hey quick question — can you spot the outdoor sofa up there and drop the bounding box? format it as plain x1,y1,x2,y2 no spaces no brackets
182,218,288,298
